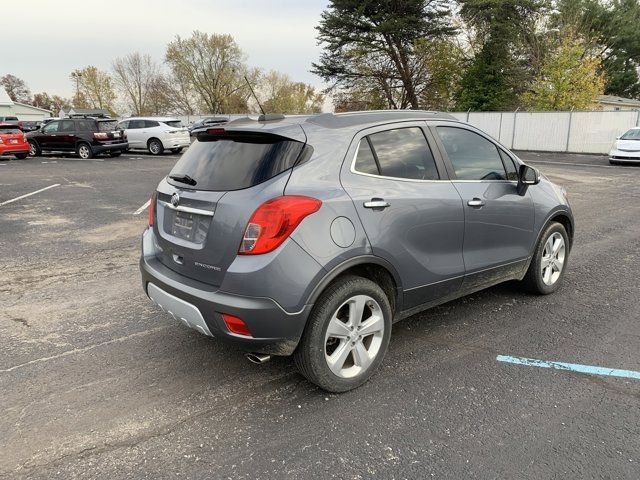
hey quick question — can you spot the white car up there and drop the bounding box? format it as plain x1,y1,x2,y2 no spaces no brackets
117,117,191,155
609,127,640,165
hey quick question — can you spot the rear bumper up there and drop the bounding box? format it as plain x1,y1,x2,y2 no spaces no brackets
0,144,29,155
93,141,129,154
139,229,312,356
164,136,191,149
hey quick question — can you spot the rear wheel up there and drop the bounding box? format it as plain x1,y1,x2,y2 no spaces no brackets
148,138,164,155
28,141,40,157
522,222,569,294
294,275,392,392
77,142,93,159
15,153,28,160
170,147,183,154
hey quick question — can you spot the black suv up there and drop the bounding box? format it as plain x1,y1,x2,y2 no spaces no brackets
26,117,128,159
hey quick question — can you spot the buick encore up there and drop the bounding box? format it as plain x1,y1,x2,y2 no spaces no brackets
140,110,573,392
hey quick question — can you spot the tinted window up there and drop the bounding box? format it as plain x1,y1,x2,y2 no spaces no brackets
164,120,182,128
354,139,379,175
168,132,305,191
437,127,507,180
42,121,60,133
0,127,21,134
129,120,145,129
145,120,159,128
77,120,95,132
97,120,118,132
499,150,518,181
620,129,640,140
367,127,439,180
59,120,76,132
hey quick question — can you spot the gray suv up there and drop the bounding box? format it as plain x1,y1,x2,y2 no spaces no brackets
140,111,573,392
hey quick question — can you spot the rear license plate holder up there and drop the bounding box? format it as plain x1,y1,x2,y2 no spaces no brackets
172,211,195,240
9,139,18,144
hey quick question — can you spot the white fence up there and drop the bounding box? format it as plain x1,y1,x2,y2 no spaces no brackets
450,110,640,154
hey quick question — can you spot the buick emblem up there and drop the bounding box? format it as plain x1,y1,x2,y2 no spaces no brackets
171,193,180,207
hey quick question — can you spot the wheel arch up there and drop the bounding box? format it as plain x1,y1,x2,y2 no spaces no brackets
306,256,403,315
545,210,574,247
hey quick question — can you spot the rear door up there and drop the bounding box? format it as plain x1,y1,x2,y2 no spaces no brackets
431,124,534,288
56,119,77,150
152,128,307,287
126,119,145,148
340,123,465,309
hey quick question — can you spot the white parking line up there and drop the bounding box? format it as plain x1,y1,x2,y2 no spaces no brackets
0,183,61,207
133,199,151,215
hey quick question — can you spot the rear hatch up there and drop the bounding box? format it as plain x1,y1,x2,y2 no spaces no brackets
153,126,307,287
0,126,27,147
163,120,189,141
94,119,125,144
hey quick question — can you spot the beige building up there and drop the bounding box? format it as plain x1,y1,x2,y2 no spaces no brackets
0,87,52,120
595,94,640,111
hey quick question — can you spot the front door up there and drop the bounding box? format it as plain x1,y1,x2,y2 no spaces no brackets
341,124,466,309
56,119,76,151
432,125,535,289
36,120,60,150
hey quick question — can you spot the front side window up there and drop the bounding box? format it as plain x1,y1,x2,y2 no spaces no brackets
128,120,145,129
437,127,507,180
42,121,60,133
353,127,439,180
499,150,519,181
118,120,130,130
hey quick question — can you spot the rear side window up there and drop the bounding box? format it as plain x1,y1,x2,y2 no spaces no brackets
437,127,507,180
78,120,96,132
164,120,182,128
145,120,160,128
97,120,118,132
354,140,379,175
168,132,305,191
358,127,439,180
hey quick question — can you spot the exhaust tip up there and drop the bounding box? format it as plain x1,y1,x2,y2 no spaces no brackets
246,353,272,365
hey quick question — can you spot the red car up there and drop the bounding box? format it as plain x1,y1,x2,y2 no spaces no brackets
0,124,29,159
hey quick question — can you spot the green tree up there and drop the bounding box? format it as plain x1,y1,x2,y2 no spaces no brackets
165,31,258,114
455,0,546,110
260,71,324,114
523,31,605,110
71,66,117,114
554,0,640,98
313,0,455,110
32,92,71,113
415,38,464,110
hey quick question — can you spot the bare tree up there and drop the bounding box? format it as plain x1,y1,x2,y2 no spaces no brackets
112,53,162,115
1,74,32,103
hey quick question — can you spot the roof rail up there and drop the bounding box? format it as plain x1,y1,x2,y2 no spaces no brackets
306,110,456,128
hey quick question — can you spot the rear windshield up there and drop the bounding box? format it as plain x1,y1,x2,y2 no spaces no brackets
620,129,640,140
0,128,21,134
164,120,183,128
168,132,304,191
97,120,118,132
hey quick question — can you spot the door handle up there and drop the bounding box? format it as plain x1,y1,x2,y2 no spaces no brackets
363,198,390,209
467,198,485,208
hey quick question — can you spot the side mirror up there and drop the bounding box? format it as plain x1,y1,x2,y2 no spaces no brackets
616,135,621,140
518,164,540,186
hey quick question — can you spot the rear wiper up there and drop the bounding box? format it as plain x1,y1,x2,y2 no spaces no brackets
169,174,197,186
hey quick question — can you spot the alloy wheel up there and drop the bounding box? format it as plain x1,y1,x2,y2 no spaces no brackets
78,145,91,159
28,142,37,157
541,232,565,285
324,294,385,379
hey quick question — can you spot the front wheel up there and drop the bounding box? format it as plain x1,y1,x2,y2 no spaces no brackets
294,275,392,392
522,222,569,294
28,141,40,157
148,139,164,155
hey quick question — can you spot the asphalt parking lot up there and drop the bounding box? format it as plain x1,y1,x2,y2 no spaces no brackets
1,150,639,479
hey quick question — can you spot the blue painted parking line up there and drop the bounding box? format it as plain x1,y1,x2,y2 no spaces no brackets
496,355,640,380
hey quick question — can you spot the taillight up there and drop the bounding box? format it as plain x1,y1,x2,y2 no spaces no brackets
207,128,225,134
94,132,109,140
222,313,252,336
239,196,321,255
148,193,155,226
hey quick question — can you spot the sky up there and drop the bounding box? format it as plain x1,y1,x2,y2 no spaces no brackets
3,0,329,98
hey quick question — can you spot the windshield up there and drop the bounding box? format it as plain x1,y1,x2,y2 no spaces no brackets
620,129,640,140
0,128,21,134
97,120,118,132
168,132,304,191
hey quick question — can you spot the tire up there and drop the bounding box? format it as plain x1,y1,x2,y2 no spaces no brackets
294,275,392,392
77,142,93,159
28,141,40,157
15,153,28,160
609,159,619,165
109,151,122,158
148,138,164,155
522,221,570,294
170,147,183,154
